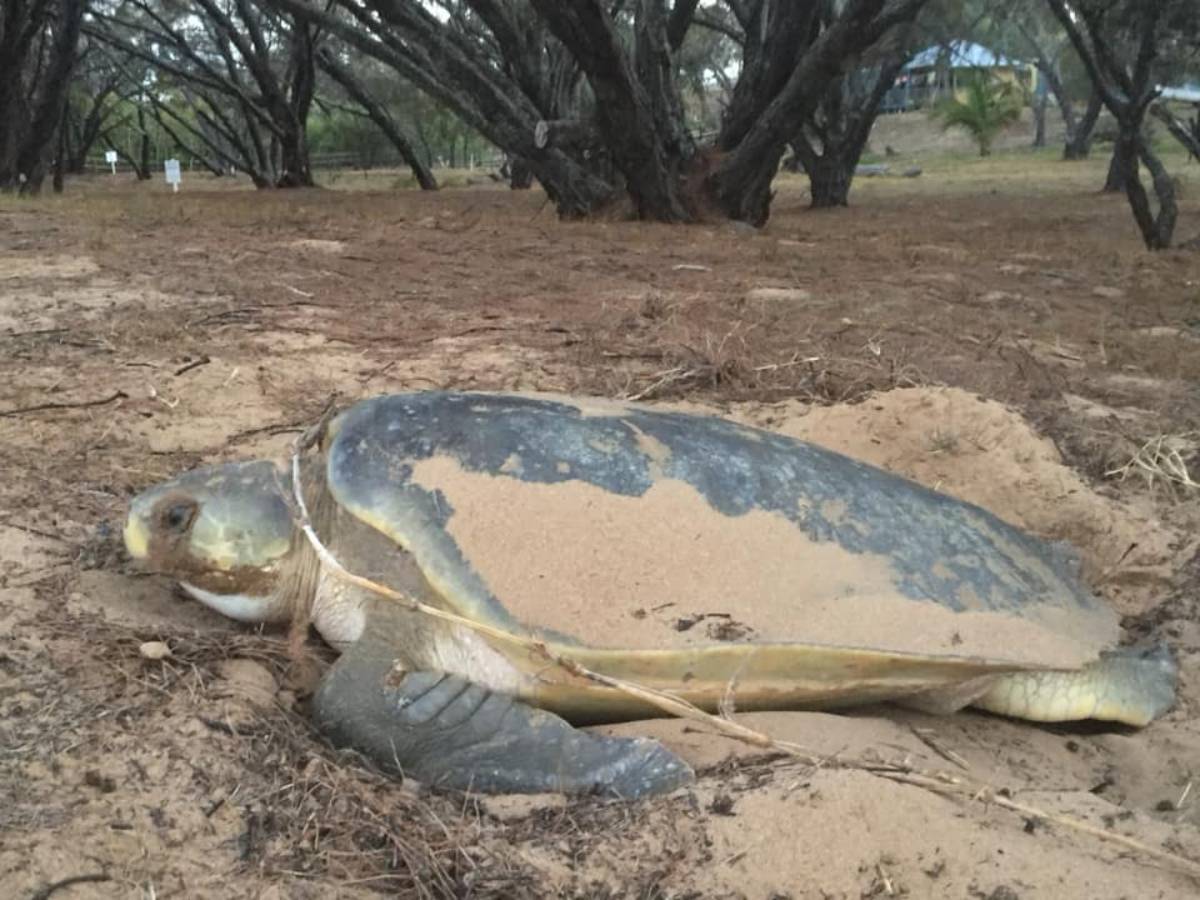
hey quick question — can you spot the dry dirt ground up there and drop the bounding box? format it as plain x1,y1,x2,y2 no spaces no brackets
2,149,1200,899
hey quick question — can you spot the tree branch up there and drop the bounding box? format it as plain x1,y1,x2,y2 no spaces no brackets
315,45,437,188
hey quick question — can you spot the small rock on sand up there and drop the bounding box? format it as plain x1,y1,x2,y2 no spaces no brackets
138,641,172,660
745,287,812,303
214,658,278,708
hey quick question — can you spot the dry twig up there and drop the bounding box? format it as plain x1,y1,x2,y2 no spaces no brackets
173,355,211,376
0,390,128,418
1106,433,1199,492
28,873,111,900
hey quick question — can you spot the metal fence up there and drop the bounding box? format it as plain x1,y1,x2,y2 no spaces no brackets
81,152,507,176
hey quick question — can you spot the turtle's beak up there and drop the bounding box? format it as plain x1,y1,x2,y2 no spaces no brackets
123,485,173,565
123,511,150,561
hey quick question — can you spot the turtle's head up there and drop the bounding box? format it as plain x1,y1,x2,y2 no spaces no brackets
124,460,300,623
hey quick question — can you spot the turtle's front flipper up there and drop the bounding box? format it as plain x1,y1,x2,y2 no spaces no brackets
312,650,693,797
971,644,1177,727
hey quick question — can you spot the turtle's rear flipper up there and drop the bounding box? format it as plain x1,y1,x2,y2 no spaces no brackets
971,644,1177,727
313,651,693,797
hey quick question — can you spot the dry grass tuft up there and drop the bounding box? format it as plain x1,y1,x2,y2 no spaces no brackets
1105,432,1200,497
614,323,928,406
622,327,756,401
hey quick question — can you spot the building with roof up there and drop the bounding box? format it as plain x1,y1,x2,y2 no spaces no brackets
1159,82,1200,104
882,41,1037,113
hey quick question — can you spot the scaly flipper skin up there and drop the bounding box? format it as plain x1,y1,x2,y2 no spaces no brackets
313,648,694,797
972,644,1177,726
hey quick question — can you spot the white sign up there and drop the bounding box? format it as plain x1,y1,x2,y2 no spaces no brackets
105,149,117,174
164,158,181,192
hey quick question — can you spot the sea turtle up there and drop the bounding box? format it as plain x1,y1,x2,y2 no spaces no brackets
123,391,1176,798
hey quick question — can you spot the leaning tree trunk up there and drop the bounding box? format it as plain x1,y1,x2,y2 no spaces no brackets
154,114,226,177
103,136,147,180
263,0,618,217
1064,88,1102,160
275,22,317,188
276,120,313,187
1112,129,1176,250
527,151,615,217
267,124,304,186
1150,104,1200,162
793,41,914,211
53,109,67,193
706,2,830,224
136,104,152,180
807,155,853,207
0,0,32,188
508,157,533,189
1046,0,1175,249
1032,92,1048,148
15,0,87,194
316,48,437,190
707,147,782,224
69,85,117,173
147,93,241,180
530,0,696,221
1103,147,1124,192
707,0,928,224
67,120,86,174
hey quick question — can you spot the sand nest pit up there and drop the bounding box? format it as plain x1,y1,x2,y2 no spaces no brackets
730,386,1184,616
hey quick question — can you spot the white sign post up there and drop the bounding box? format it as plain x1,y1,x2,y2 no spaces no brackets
104,149,117,175
164,158,182,193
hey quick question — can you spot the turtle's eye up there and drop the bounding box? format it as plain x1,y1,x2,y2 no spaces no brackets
161,501,198,533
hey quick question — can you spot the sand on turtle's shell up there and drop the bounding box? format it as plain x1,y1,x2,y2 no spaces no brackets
408,455,1115,669
734,387,1182,616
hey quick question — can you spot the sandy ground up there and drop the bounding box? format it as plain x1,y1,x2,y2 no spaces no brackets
2,148,1200,898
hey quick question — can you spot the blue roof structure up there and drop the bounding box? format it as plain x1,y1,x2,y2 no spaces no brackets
905,41,1020,71
1159,82,1200,103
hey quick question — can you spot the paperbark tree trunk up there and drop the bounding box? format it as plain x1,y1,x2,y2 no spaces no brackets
1047,0,1179,249
707,0,927,224
531,0,696,221
3,0,87,194
1103,146,1124,192
265,0,616,216
790,38,914,210
275,19,316,187
266,0,927,224
316,48,437,190
535,0,927,224
137,103,152,180
1151,104,1200,162
1032,92,1048,148
1063,88,1102,160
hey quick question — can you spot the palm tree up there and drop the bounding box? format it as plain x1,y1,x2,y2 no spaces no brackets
935,73,1024,156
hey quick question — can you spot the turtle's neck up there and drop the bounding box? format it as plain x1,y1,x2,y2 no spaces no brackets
273,456,333,623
